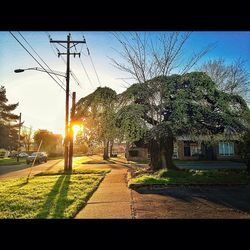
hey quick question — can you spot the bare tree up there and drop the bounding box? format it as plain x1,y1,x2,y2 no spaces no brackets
111,32,215,124
21,126,33,152
200,58,250,100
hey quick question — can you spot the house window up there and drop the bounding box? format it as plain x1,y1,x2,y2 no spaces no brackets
219,142,234,156
183,141,201,157
190,144,201,156
184,142,191,156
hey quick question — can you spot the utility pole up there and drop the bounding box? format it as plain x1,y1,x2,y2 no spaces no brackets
50,34,85,171
68,92,76,170
17,112,21,163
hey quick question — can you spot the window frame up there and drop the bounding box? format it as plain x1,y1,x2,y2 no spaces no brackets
218,142,234,156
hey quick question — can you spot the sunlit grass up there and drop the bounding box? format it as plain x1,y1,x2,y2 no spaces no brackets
129,169,250,188
0,171,107,218
73,155,114,164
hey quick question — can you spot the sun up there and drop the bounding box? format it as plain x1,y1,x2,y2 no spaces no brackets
72,125,81,135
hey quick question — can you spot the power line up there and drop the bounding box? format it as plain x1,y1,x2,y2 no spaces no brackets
10,31,66,93
45,32,82,89
18,32,66,88
70,70,82,88
79,57,94,89
71,33,94,89
85,41,102,87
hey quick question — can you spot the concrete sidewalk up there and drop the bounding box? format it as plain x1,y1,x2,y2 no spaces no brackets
75,167,134,219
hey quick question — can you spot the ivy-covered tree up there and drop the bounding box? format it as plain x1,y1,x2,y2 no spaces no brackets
115,103,148,154
119,72,250,171
0,86,19,150
75,87,118,160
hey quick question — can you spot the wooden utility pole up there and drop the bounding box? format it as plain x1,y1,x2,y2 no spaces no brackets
68,92,76,170
17,112,21,163
50,34,85,171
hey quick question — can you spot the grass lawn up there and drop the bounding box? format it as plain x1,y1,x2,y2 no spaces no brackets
0,170,109,218
129,169,250,188
0,158,26,166
73,155,127,164
74,154,149,166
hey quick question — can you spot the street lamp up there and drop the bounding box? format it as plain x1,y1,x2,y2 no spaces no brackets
14,66,75,171
14,67,66,78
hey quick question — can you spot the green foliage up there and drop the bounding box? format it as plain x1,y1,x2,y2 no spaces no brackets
33,129,62,154
121,72,250,138
116,103,148,143
0,86,19,150
75,87,118,147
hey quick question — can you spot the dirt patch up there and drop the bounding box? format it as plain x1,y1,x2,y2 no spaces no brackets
132,186,250,218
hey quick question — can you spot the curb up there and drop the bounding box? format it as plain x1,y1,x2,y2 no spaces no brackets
129,183,250,190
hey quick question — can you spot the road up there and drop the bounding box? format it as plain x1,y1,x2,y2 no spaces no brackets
0,159,64,179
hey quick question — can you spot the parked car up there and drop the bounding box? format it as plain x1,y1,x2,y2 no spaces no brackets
18,152,29,158
26,152,48,164
8,151,18,158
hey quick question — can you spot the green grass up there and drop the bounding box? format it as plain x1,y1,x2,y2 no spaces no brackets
0,158,26,166
129,169,250,188
0,171,108,218
36,168,110,176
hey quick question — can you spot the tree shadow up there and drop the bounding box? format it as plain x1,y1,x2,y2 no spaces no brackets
36,174,71,218
134,186,250,213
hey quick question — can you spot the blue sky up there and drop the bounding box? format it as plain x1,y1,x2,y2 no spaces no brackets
0,31,250,135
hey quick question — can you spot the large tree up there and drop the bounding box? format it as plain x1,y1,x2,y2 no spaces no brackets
119,72,250,170
110,32,250,171
0,86,20,150
75,87,118,160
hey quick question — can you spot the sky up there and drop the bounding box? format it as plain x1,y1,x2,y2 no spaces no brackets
0,31,250,136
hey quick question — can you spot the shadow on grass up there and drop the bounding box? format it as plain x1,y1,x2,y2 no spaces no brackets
36,174,71,218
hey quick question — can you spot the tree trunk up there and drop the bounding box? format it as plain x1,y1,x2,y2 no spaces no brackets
149,135,177,171
103,140,109,160
109,141,114,157
125,142,130,159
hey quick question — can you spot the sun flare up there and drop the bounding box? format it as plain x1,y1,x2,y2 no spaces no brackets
72,125,81,135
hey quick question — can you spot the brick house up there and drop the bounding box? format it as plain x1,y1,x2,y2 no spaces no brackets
173,136,242,160
126,135,242,161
